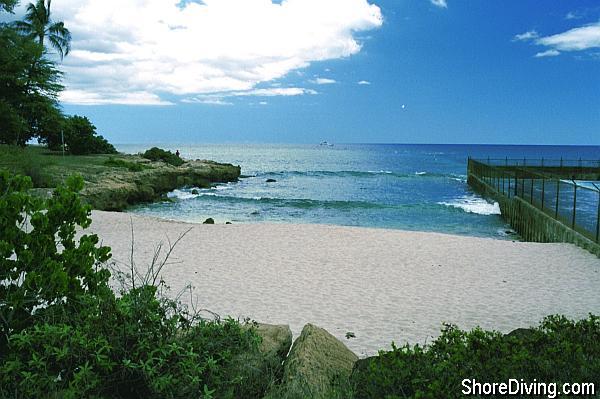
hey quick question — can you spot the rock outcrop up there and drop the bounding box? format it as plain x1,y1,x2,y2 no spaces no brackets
267,323,358,398
81,159,240,211
231,323,292,398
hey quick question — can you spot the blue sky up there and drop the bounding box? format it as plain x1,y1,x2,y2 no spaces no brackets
17,0,600,144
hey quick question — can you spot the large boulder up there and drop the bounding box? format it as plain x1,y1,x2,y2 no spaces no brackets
267,323,358,398
229,323,292,398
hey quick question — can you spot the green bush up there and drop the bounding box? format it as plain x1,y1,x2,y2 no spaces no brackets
0,171,264,398
352,315,600,399
63,115,117,155
104,157,146,172
142,147,184,167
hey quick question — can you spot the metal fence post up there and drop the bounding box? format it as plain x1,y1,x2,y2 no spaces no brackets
530,177,534,203
596,184,600,243
555,179,560,218
541,177,545,210
571,180,577,229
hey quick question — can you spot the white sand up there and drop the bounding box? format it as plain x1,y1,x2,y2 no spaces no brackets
89,210,600,356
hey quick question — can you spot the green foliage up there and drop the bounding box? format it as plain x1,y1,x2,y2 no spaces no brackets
0,0,18,13
104,157,146,172
0,172,264,398
14,0,72,59
352,315,600,399
143,147,184,167
0,5,114,153
62,115,116,155
0,172,112,343
0,24,63,146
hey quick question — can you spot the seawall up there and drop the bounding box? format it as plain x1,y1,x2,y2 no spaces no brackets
467,172,600,257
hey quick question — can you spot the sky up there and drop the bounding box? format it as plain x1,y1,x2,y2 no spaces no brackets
5,0,600,144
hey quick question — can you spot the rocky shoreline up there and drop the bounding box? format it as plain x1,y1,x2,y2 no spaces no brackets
25,153,241,211
81,157,241,210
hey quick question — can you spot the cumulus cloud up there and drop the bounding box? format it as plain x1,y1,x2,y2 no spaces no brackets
514,22,600,58
357,80,371,85
37,0,382,105
430,0,447,9
310,78,337,85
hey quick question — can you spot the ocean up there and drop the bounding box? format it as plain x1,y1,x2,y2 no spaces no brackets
117,143,600,239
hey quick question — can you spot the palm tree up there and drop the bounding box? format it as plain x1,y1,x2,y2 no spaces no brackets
14,0,71,60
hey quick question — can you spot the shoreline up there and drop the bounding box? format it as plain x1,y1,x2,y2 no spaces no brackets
89,210,600,356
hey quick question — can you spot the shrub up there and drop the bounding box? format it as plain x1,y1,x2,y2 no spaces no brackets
352,315,600,399
104,157,146,172
142,147,184,167
63,115,117,155
0,171,263,398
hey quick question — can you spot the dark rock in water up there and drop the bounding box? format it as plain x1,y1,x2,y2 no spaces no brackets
191,189,199,195
266,178,277,183
226,221,232,224
250,211,260,215
203,218,215,224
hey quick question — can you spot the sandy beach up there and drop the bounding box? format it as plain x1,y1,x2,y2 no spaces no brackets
89,210,600,356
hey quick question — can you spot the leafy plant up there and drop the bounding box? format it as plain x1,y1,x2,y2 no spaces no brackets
63,115,117,155
0,171,264,398
142,147,184,167
104,157,146,172
351,315,600,399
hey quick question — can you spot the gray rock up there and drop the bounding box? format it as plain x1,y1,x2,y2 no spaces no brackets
268,323,358,398
231,323,293,398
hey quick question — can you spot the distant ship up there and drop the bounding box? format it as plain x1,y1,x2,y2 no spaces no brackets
319,141,334,147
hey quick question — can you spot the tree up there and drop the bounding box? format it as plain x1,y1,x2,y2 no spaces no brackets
14,0,71,60
64,115,117,155
0,24,63,145
0,0,18,13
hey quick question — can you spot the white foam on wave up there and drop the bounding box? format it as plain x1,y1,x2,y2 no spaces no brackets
438,196,501,215
167,189,197,200
415,171,427,175
367,170,393,174
211,183,233,191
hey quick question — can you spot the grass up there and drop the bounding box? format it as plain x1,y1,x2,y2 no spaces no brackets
104,157,147,172
0,145,148,188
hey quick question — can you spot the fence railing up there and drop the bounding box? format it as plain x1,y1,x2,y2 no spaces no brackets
468,158,600,243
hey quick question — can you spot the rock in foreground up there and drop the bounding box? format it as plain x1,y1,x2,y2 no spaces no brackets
267,323,358,398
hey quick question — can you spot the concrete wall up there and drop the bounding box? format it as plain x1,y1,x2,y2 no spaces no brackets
467,172,600,258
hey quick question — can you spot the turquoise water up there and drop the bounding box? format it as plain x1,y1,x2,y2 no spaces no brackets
118,144,600,239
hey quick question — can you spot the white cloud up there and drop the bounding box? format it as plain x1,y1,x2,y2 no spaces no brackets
43,0,383,105
182,87,317,104
534,49,560,58
310,78,337,85
513,30,539,42
514,22,600,58
259,101,268,105
536,21,600,51
429,0,447,9
357,80,371,85
565,11,580,20
60,90,174,105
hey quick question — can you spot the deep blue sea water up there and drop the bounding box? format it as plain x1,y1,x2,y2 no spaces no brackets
117,144,600,239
